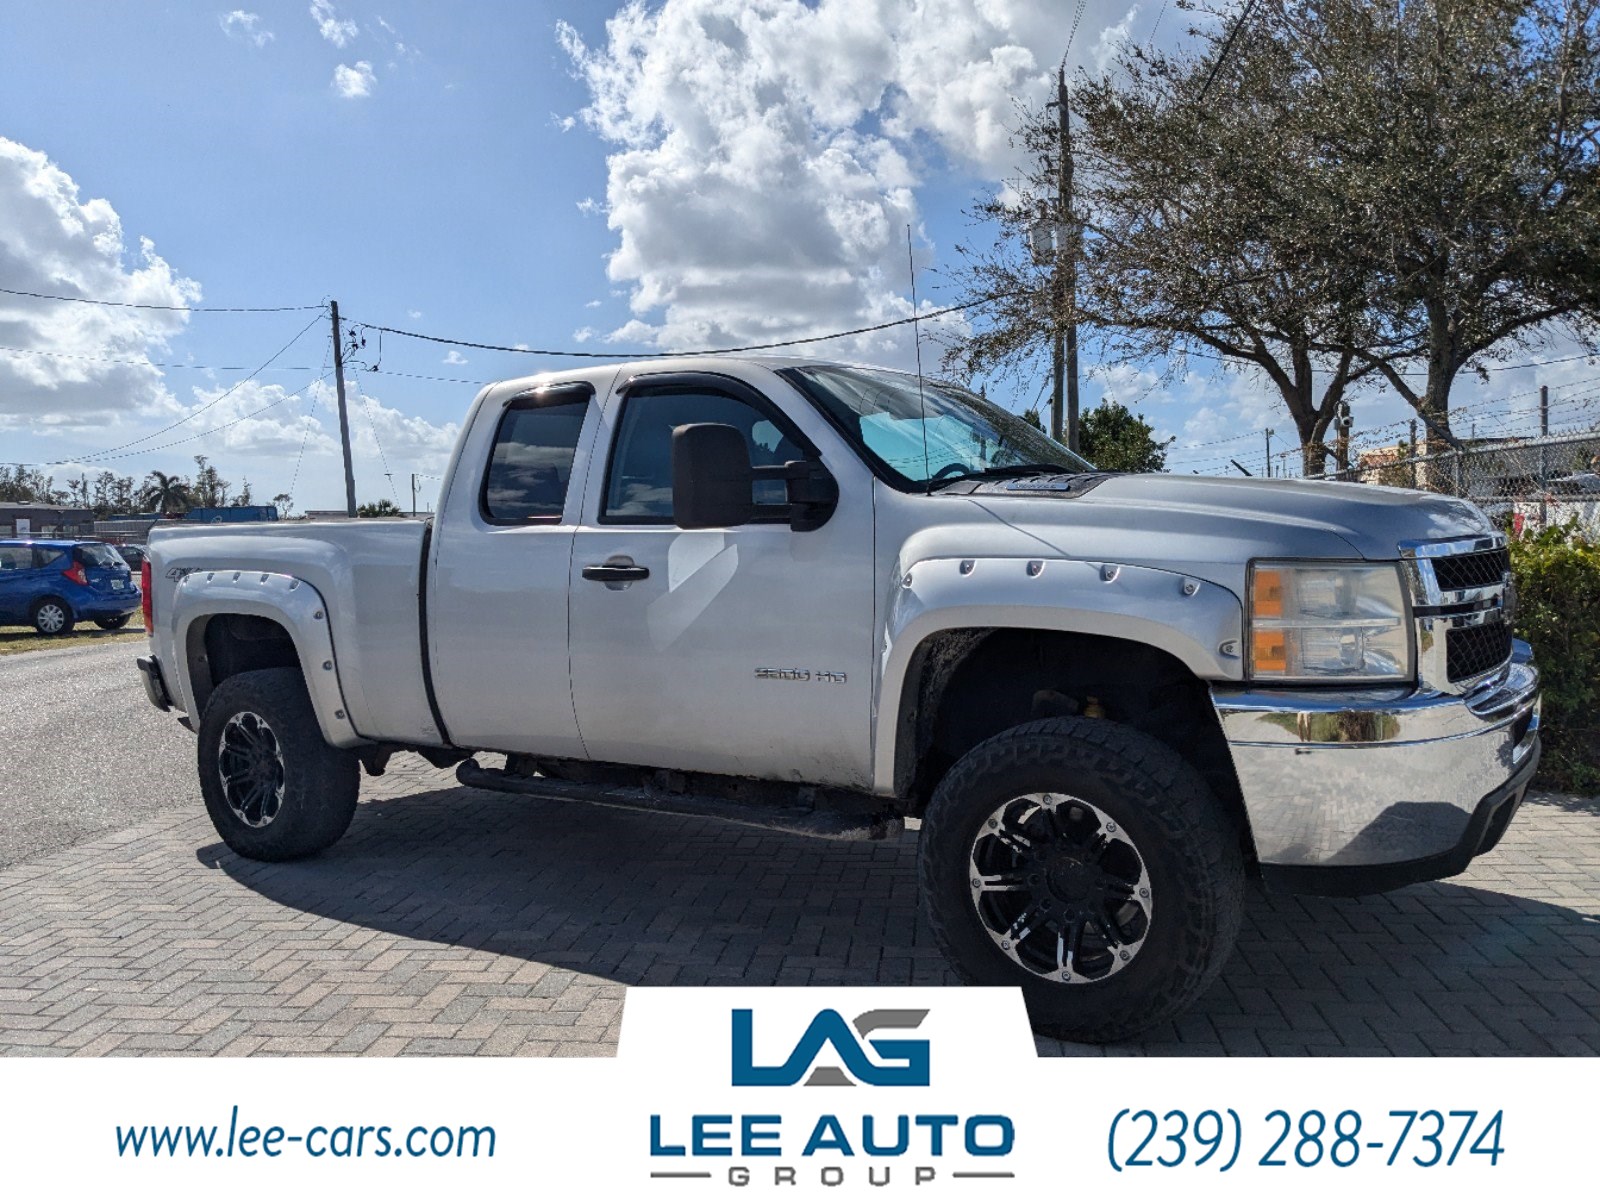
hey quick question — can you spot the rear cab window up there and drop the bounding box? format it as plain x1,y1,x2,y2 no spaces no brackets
480,383,593,524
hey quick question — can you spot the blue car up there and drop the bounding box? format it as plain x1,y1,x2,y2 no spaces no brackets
0,539,141,635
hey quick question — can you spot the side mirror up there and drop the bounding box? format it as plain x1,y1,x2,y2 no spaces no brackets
672,423,755,529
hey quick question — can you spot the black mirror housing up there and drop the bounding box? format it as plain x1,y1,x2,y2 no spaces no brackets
672,423,756,529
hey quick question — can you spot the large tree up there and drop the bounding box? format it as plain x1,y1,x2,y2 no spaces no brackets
1080,401,1173,473
138,470,193,515
1261,0,1600,470
946,0,1600,479
943,9,1381,475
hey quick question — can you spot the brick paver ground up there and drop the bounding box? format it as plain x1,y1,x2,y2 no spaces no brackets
1,756,1595,1056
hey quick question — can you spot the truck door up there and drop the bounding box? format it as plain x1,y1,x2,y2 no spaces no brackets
426,380,599,758
567,370,876,789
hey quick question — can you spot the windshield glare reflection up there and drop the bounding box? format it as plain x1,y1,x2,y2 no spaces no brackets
785,365,1094,489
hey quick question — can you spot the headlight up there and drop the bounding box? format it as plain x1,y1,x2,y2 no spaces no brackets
1248,562,1412,682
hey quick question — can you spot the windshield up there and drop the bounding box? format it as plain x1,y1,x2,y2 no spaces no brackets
782,365,1094,490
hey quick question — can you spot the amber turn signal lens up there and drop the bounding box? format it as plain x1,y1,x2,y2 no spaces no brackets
1252,629,1288,675
1252,567,1284,618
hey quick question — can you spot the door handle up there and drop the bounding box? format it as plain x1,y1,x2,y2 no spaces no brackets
582,563,650,583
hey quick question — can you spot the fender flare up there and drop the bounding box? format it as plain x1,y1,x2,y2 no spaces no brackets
873,556,1245,794
168,569,365,749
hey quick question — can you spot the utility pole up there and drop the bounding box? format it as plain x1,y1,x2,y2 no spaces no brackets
1264,428,1274,478
1044,66,1080,451
329,300,358,518
1409,419,1419,490
1333,399,1353,476
410,472,417,518
1539,383,1550,526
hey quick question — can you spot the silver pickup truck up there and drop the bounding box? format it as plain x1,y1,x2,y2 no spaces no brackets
135,356,1541,1041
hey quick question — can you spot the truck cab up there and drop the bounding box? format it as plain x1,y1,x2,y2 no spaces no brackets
136,356,1540,1042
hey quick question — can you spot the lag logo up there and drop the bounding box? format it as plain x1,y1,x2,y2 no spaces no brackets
732,1008,930,1088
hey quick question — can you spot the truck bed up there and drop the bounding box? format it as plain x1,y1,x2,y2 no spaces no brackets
146,519,442,746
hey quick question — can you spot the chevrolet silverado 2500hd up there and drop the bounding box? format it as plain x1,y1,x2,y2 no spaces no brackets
135,357,1541,1041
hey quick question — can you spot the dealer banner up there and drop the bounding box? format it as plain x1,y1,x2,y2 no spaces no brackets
0,988,1581,1197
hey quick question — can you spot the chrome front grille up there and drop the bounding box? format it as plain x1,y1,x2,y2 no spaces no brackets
1401,534,1515,694
1431,546,1510,593
1445,620,1513,683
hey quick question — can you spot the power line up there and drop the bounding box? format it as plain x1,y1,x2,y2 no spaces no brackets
55,311,325,466
286,335,334,508
78,371,335,465
0,344,321,371
0,285,322,313
343,295,995,362
350,378,401,506
1196,0,1262,108
365,367,489,386
1063,0,1087,64
1149,0,1170,44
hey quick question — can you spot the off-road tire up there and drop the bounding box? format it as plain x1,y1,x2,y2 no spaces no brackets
197,667,359,861
94,614,132,630
919,717,1244,1043
30,597,74,636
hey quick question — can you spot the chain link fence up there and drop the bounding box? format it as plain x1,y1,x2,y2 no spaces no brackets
1311,431,1600,536
1188,428,1600,536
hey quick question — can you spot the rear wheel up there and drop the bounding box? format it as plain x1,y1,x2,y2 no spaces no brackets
197,668,359,861
94,614,132,630
31,598,73,636
919,717,1244,1043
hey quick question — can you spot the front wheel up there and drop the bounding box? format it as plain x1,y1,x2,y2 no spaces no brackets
197,667,359,861
918,717,1244,1043
94,614,132,630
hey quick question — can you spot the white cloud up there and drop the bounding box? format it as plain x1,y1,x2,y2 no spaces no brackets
407,309,423,320
374,14,420,64
219,10,274,47
442,349,468,366
1091,4,1141,73
310,0,357,47
177,378,335,457
342,380,460,470
0,136,198,430
332,61,376,99
557,0,1079,362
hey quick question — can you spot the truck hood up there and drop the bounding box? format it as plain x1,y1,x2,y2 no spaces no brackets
946,473,1493,586
1082,473,1492,559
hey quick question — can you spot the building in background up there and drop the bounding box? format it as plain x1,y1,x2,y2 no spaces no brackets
0,502,96,537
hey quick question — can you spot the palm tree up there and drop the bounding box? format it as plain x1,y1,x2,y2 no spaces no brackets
138,470,193,514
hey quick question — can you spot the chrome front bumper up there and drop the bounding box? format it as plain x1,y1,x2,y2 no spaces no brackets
1213,642,1541,895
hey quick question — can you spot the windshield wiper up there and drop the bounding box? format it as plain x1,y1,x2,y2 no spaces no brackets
927,463,1073,491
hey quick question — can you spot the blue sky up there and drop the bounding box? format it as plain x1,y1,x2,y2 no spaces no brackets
1,1,1593,513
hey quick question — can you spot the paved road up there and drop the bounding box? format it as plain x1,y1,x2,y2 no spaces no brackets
0,649,1595,1056
0,641,192,869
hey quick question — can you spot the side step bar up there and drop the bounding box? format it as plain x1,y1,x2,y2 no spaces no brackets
455,760,903,842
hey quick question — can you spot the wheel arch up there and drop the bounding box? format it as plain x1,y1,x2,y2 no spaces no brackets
884,624,1253,865
171,572,365,749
